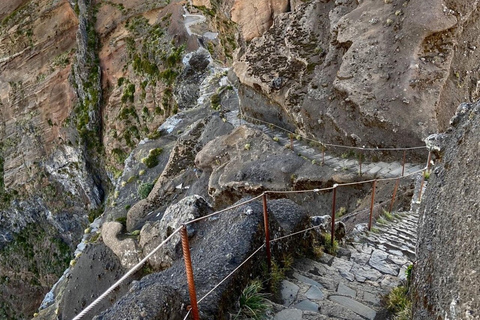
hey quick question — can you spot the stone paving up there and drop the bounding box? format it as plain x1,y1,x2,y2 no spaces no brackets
269,211,418,320
228,113,426,179
257,123,425,179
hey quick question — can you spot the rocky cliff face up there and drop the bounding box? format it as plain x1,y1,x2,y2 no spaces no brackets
0,0,479,319
413,102,480,319
233,0,480,149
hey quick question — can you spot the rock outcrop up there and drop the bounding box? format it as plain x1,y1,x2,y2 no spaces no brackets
413,101,480,319
234,0,480,149
138,195,213,270
1,0,479,318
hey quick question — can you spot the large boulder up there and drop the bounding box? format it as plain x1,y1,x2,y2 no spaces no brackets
139,195,213,270
231,0,289,41
95,197,311,319
234,0,480,150
102,222,140,269
195,125,327,205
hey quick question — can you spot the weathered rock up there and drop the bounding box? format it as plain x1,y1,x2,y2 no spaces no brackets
337,282,356,298
368,249,398,276
58,243,128,320
231,0,289,41
195,125,327,205
274,308,302,320
138,195,212,270
102,222,140,269
95,198,278,319
413,101,480,319
293,299,319,312
280,280,299,306
329,295,376,320
305,284,324,300
234,0,480,150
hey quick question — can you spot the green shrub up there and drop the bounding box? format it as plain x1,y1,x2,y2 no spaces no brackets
335,207,346,218
211,93,221,110
141,148,163,168
386,286,411,319
138,182,154,199
383,210,395,221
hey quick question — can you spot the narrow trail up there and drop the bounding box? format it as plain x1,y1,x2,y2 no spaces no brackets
225,110,426,180
271,210,418,320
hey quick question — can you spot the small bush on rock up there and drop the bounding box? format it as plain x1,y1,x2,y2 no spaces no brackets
141,148,163,168
138,182,154,199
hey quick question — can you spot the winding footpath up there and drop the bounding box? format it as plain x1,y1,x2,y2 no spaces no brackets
271,210,418,319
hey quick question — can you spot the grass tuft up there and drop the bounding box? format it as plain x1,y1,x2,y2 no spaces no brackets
235,280,269,320
323,232,338,255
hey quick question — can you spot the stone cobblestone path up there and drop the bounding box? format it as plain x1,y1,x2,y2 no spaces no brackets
269,211,418,320
225,111,425,179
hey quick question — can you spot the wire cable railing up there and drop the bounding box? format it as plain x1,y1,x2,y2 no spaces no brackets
72,155,431,320
240,114,427,151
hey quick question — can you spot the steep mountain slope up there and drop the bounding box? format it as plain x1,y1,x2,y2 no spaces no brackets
0,0,478,319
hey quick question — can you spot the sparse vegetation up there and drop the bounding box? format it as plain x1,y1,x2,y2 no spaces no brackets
234,280,269,320
335,206,346,218
88,204,104,223
141,148,163,168
138,182,154,199
211,93,221,110
323,232,338,255
386,285,412,320
423,170,431,180
383,210,395,221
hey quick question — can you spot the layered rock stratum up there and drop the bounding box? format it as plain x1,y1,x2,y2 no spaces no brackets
0,0,479,319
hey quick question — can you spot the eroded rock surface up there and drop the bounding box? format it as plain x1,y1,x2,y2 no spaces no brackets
138,195,212,270
413,101,480,319
234,0,480,149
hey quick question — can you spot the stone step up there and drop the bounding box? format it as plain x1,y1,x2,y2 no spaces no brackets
375,226,417,242
367,235,416,254
371,241,416,260
378,229,417,245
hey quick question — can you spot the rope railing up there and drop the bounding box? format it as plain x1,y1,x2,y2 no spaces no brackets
72,226,184,320
73,165,429,319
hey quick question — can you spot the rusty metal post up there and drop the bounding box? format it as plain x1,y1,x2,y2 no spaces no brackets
401,150,406,176
322,146,325,166
331,185,337,247
358,151,363,176
181,226,200,320
418,151,432,201
368,180,376,231
389,180,399,214
262,193,272,274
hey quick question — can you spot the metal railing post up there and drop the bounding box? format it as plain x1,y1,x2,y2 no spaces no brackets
181,226,200,320
418,151,432,201
368,180,376,231
262,193,272,273
322,146,325,165
401,150,406,176
358,151,363,176
331,185,338,247
389,180,399,213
